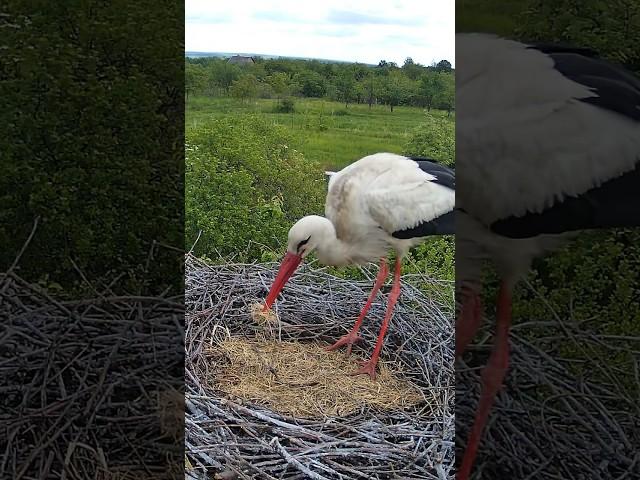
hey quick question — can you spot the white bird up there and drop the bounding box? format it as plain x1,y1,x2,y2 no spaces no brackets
263,152,455,379
456,33,640,479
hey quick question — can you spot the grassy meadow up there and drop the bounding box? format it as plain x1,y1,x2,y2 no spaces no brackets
186,96,446,170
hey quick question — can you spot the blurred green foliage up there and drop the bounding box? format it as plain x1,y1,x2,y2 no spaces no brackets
518,232,640,335
517,0,640,71
0,1,183,296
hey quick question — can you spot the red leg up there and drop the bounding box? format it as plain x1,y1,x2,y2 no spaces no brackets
458,281,512,480
352,257,402,380
326,258,389,355
456,286,483,358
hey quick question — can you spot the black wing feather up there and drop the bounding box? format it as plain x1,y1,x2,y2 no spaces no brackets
392,210,455,239
491,163,640,238
408,156,455,189
527,45,640,121
528,43,598,57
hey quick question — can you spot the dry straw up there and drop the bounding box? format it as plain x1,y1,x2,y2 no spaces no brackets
185,253,456,479
211,337,424,418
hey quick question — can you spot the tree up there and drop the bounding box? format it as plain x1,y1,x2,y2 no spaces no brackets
246,61,267,81
435,59,452,73
352,63,370,81
380,70,409,112
336,69,356,107
209,60,240,94
230,74,259,103
185,62,207,100
191,54,454,107
362,73,377,109
296,71,326,97
353,81,365,104
264,58,297,75
378,59,398,69
268,72,290,100
419,71,445,111
436,73,455,115
402,57,423,80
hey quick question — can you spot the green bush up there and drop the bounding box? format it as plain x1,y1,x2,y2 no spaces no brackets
403,113,455,166
186,116,324,261
317,121,329,132
274,97,295,113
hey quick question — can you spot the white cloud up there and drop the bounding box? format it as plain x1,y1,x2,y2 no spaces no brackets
185,0,455,66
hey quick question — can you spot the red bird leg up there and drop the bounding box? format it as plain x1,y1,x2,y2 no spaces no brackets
456,286,483,358
326,258,389,355
353,257,402,380
458,281,512,480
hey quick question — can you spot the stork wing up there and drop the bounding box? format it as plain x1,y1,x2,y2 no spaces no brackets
457,34,640,224
366,176,455,236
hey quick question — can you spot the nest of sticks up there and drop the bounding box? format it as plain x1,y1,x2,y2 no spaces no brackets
457,293,640,479
1,270,183,479
185,254,455,480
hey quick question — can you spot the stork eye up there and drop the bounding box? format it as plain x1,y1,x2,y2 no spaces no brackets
297,236,311,252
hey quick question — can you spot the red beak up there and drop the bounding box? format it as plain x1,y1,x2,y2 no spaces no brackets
263,252,303,311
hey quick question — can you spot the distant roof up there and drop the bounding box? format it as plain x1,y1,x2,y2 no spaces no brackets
228,55,255,64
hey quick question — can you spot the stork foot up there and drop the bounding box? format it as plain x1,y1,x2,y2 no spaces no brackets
351,358,378,380
325,333,364,355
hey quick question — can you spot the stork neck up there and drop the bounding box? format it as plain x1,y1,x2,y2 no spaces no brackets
314,220,352,266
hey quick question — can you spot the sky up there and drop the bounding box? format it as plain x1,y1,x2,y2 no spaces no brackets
185,0,455,66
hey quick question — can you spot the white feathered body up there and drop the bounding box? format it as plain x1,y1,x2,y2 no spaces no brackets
318,153,455,266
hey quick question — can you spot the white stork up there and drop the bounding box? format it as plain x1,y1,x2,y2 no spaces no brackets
456,34,640,479
262,152,455,379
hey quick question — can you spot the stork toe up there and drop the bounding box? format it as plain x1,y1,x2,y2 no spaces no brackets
351,359,378,380
325,333,364,354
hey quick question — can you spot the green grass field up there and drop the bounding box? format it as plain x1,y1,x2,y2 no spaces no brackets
186,96,451,170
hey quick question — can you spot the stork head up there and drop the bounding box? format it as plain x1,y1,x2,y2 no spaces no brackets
263,215,332,311
287,215,331,257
